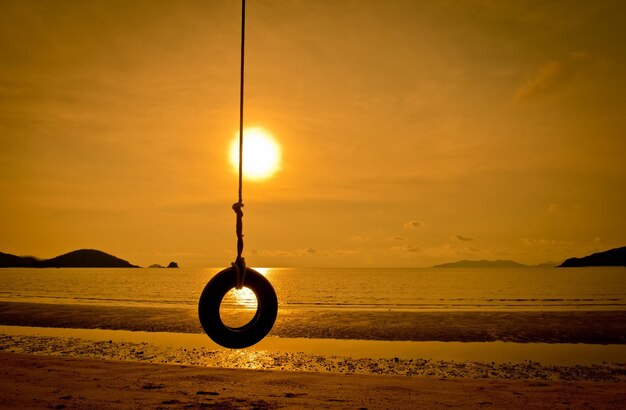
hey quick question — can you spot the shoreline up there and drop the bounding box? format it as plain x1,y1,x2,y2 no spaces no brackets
3,324,626,367
1,353,625,409
2,304,626,408
2,327,625,381
1,301,625,344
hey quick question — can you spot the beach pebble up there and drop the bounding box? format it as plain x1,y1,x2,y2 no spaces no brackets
0,333,624,382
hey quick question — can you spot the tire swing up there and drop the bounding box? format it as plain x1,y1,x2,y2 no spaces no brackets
198,0,277,349
199,265,277,349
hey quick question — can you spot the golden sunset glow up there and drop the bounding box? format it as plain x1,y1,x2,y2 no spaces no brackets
225,287,258,309
1,1,625,268
1,2,625,405
220,286,258,328
229,128,281,181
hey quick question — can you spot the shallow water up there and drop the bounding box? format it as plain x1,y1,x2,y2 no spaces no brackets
1,267,625,311
2,325,625,366
1,301,623,343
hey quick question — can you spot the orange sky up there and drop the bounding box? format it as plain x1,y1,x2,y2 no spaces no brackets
1,0,625,268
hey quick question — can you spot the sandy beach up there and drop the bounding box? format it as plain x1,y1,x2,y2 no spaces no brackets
1,352,625,409
1,324,626,409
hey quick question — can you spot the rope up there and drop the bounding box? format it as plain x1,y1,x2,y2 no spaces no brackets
233,0,246,289
238,0,245,205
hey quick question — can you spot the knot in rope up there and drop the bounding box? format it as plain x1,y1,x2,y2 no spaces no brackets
232,202,246,289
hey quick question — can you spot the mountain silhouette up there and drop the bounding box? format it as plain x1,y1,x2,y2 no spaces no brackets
559,246,626,267
0,249,138,268
0,252,40,267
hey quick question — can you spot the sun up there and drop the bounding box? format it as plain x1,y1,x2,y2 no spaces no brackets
229,128,281,181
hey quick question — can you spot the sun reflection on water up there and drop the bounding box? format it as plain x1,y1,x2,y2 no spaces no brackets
220,286,258,328
254,267,270,276
220,268,271,310
225,287,257,309
218,268,273,328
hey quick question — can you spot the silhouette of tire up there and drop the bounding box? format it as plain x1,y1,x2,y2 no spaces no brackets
198,267,278,349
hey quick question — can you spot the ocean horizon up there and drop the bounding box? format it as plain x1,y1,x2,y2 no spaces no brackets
1,266,624,311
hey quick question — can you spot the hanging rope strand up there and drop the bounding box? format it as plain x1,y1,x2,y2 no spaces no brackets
198,0,277,351
232,0,246,289
238,0,245,205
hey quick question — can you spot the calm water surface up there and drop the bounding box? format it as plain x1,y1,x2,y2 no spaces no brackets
0,267,624,311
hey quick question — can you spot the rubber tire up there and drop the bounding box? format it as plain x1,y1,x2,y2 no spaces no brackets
198,267,278,349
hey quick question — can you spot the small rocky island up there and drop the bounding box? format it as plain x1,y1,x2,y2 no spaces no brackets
0,249,138,268
148,262,179,268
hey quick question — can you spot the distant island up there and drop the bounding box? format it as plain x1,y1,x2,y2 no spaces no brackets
433,247,626,269
0,249,138,268
559,246,626,267
148,262,179,268
432,260,557,268
433,260,530,268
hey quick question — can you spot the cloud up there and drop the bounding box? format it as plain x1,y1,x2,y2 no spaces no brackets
349,235,370,242
514,60,568,102
418,243,491,260
521,238,574,248
547,203,583,213
251,247,368,259
570,50,589,60
391,244,420,253
378,236,409,243
249,249,291,257
403,220,422,229
547,203,562,213
455,235,473,241
514,51,590,103
294,248,328,256
250,247,328,257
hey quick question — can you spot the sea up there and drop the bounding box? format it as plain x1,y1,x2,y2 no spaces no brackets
2,266,626,366
0,266,624,311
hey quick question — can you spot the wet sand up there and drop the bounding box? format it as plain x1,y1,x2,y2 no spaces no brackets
1,301,625,343
1,352,625,409
2,331,626,381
